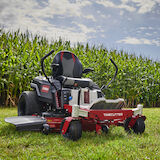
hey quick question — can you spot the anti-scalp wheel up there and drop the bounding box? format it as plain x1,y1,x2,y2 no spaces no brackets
102,125,109,134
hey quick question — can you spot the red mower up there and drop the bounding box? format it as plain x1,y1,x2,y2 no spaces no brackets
5,50,146,141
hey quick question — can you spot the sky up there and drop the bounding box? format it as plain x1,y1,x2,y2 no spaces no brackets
0,0,160,61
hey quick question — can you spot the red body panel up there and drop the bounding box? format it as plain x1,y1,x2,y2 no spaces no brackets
45,103,146,134
45,117,64,132
88,109,134,127
128,115,146,128
41,85,50,93
61,117,73,135
64,104,72,113
81,119,96,131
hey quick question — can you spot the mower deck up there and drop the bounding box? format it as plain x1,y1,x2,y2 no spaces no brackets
5,116,46,131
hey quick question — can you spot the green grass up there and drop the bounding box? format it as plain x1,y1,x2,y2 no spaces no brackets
0,108,160,160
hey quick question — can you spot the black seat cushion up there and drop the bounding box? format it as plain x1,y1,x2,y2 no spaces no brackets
56,76,100,89
63,77,93,88
52,51,83,78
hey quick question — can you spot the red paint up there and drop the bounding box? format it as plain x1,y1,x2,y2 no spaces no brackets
88,109,133,122
128,115,146,128
55,92,60,109
45,117,64,132
32,105,146,134
81,119,96,131
96,124,102,134
64,104,72,113
61,117,74,135
41,85,50,93
61,52,75,62
71,53,75,62
60,52,64,61
84,91,90,103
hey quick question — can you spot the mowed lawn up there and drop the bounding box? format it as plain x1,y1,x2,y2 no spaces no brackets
0,107,159,160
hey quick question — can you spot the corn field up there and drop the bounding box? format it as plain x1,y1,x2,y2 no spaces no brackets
0,29,160,107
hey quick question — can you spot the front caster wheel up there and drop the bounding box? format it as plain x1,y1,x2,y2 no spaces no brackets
132,118,145,134
60,120,82,141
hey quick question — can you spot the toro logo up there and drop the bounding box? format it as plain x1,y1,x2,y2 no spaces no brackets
103,113,123,117
41,85,50,93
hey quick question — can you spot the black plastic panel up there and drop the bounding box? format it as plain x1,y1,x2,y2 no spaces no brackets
31,76,61,104
62,89,71,104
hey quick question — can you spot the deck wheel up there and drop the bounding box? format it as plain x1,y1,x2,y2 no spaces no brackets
102,125,109,134
42,124,50,135
132,118,145,134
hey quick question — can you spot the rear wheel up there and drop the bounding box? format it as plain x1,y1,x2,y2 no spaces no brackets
60,119,82,141
18,91,41,116
132,118,145,134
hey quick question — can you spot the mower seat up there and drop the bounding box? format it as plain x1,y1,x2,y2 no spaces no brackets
52,51,83,78
52,51,98,89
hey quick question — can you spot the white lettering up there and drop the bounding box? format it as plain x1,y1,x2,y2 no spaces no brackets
103,113,123,117
42,87,49,91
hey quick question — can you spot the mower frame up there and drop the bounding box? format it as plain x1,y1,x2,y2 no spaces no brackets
5,50,146,141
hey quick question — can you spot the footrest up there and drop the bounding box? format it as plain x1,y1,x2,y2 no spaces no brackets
90,98,125,110
5,116,46,131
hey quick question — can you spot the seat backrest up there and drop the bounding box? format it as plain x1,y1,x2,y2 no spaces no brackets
52,51,83,78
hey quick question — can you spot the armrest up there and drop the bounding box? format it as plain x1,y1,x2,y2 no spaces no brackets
82,68,94,74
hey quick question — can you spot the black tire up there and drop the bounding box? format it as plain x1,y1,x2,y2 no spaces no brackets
42,124,50,135
102,125,109,134
124,117,132,133
18,91,41,116
132,118,145,134
60,119,82,141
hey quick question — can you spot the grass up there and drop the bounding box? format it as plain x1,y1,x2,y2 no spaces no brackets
0,108,160,160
